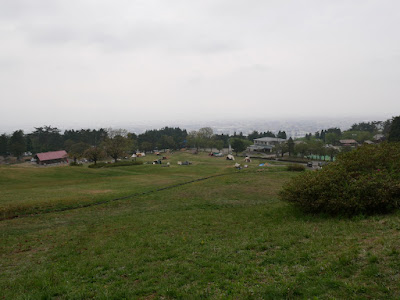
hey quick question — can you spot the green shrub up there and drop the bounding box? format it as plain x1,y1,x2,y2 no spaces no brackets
107,160,143,167
279,143,400,215
287,164,306,172
88,161,143,168
69,162,83,167
88,162,107,168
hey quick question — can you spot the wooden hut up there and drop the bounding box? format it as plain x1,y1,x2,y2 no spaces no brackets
34,150,68,165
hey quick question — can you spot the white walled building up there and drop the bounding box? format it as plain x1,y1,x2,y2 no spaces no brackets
249,137,286,153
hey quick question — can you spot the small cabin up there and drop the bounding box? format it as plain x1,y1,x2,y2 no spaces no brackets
34,150,68,165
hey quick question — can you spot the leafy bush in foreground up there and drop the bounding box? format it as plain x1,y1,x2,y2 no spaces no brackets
279,143,400,215
88,161,143,168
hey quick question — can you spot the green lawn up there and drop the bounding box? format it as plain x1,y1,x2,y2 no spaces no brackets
1,153,399,299
0,153,241,219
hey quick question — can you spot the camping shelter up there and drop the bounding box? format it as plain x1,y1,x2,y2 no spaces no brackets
35,150,68,165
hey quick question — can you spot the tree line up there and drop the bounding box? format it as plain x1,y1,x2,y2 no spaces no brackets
1,115,399,162
291,117,400,160
0,125,283,160
303,119,395,145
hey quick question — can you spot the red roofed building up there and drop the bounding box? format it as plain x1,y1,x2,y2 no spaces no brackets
34,150,68,165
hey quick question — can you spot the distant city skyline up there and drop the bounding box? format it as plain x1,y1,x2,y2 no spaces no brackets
0,115,394,138
1,1,399,129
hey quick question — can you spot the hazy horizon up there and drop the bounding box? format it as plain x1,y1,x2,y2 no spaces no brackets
0,114,394,136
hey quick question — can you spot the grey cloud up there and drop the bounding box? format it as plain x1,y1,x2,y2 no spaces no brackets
28,27,78,45
19,22,172,51
2,1,243,55
237,64,270,72
185,40,240,54
86,25,174,52
0,0,58,19
22,21,240,55
0,58,20,69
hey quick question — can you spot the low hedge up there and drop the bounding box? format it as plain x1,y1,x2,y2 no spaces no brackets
88,162,107,168
88,161,143,168
287,164,306,172
279,142,400,216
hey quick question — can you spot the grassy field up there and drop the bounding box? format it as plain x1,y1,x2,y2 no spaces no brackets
0,153,239,220
1,152,400,299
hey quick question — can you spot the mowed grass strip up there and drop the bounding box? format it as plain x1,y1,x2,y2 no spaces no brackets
1,165,400,299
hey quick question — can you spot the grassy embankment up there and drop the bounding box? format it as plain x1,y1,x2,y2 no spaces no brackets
1,152,399,299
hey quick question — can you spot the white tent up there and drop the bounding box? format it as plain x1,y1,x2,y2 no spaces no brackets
226,154,235,160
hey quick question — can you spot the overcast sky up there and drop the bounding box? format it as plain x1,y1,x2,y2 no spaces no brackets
1,0,399,131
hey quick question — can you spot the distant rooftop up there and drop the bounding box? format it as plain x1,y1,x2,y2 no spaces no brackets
254,137,286,142
35,150,68,161
339,139,358,144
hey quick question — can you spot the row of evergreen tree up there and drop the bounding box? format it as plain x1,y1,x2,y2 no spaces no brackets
0,125,288,159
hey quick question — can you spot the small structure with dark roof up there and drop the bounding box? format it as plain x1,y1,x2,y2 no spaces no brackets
363,140,374,145
34,150,68,165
